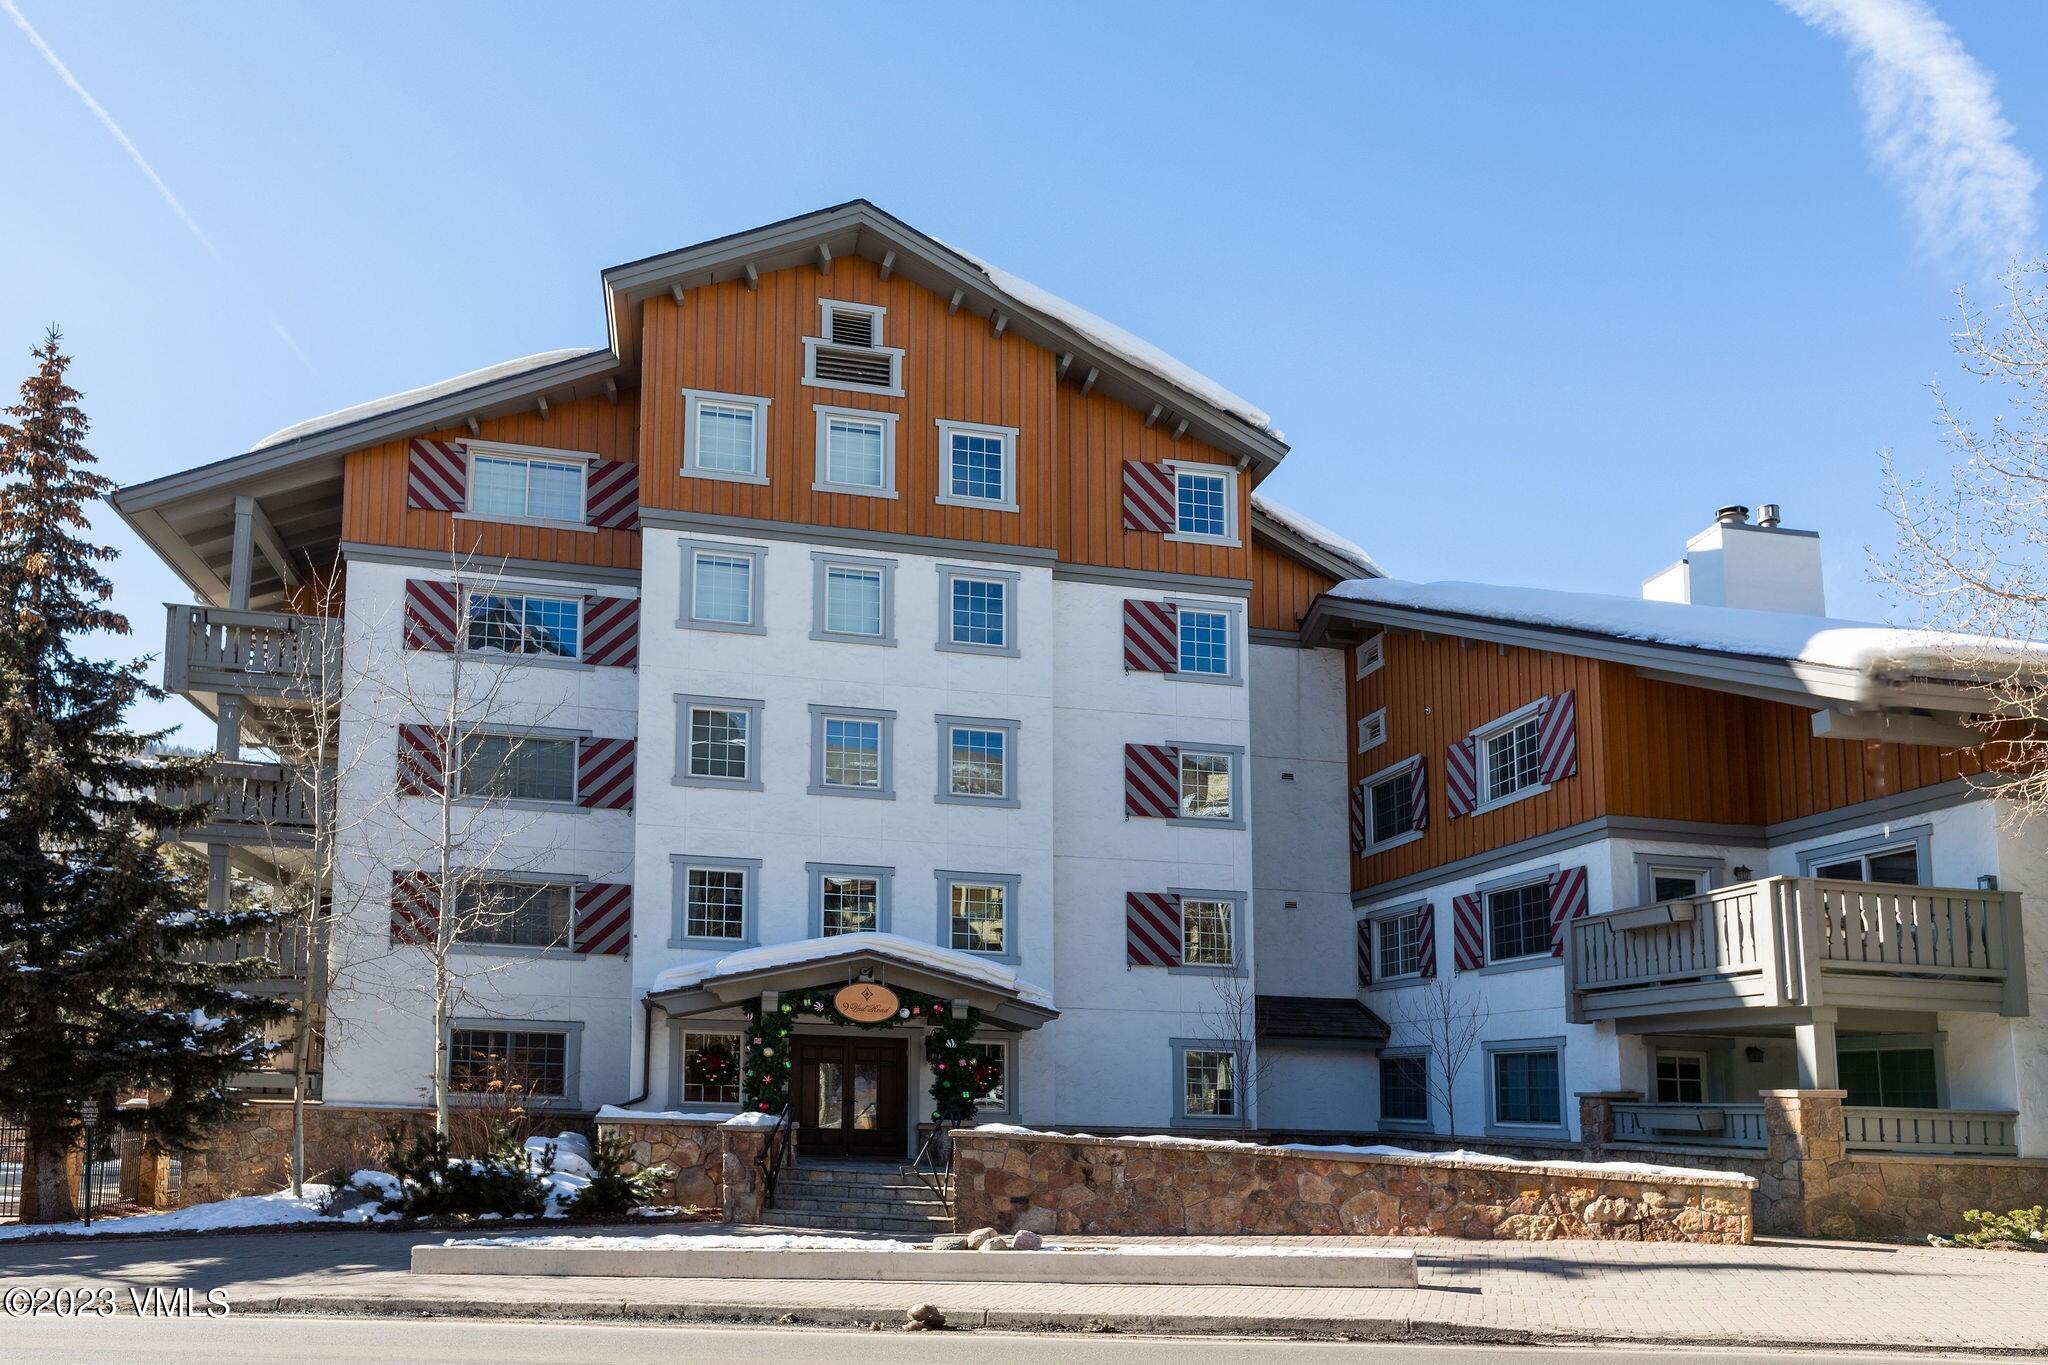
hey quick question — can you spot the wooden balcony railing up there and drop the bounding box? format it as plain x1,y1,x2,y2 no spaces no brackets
163,603,335,701
160,761,330,847
183,922,322,983
1843,1106,2018,1156
1610,1101,1769,1149
1569,877,2026,1022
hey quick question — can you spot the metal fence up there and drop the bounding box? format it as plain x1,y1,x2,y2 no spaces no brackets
0,1118,23,1221
0,1119,133,1222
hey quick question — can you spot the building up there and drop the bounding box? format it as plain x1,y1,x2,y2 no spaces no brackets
112,204,2042,1185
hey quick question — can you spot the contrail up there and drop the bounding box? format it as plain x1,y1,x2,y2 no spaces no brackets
1780,0,2039,270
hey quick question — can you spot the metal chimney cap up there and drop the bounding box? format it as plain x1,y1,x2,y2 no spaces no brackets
1715,504,1751,526
1757,503,1782,528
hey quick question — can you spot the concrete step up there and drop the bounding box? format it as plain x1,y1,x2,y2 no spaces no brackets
774,1178,945,1202
777,1164,946,1187
764,1208,953,1234
771,1194,953,1218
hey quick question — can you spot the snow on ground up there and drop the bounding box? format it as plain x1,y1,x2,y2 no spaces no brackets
1252,493,1383,578
0,1185,356,1240
1330,578,2042,677
647,930,1053,1009
248,348,602,451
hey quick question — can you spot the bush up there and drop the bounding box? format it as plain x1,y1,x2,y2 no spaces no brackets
366,1124,550,1220
1932,1205,2046,1250
568,1132,674,1218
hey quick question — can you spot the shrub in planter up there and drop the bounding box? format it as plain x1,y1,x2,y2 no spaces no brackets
363,1124,551,1219
569,1132,674,1218
1932,1205,2046,1250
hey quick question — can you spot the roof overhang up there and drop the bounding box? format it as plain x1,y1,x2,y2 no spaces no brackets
1250,504,1380,584
1300,593,2002,722
600,199,1288,478
647,940,1059,1032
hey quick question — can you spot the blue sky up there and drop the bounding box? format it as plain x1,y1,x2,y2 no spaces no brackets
2,1,2042,743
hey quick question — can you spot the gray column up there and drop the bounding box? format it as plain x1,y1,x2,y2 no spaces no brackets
1792,1007,1839,1089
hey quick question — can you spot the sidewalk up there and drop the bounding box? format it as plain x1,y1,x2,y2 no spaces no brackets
1,1224,2043,1352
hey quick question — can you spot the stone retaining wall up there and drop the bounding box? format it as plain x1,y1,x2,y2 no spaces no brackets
593,1119,727,1210
952,1130,1754,1243
168,1103,433,1206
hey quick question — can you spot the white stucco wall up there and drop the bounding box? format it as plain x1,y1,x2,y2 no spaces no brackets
1249,642,1355,999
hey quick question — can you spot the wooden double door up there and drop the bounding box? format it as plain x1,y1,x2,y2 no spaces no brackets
795,1036,909,1159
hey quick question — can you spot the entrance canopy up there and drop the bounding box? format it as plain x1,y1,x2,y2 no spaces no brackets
646,932,1058,1031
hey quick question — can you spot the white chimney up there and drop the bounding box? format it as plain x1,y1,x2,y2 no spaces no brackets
1642,503,1826,616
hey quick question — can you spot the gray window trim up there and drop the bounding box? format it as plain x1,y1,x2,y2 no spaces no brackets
1632,851,1729,906
1466,697,1553,816
1483,1035,1569,1139
1168,1036,1249,1127
1365,897,1432,988
1477,865,1559,969
1165,597,1245,687
959,1036,1017,1120
807,862,895,937
1377,1046,1435,1131
933,418,1021,512
1175,742,1248,830
677,537,768,634
809,550,898,647
1835,1031,1950,1107
934,714,1021,808
679,388,772,485
448,1016,585,1110
1161,461,1242,548
935,564,1022,658
1360,752,1424,854
812,404,902,498
1168,887,1247,976
934,869,1022,964
451,727,588,810
447,869,583,957
669,1022,747,1114
808,704,897,800
1796,824,1934,884
669,853,762,949
674,693,765,791
459,585,589,663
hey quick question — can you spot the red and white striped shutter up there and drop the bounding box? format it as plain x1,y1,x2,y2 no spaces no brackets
584,458,640,530
1445,737,1478,818
389,871,440,945
1348,780,1367,854
1120,461,1176,532
572,882,632,955
1452,893,1485,971
582,595,639,667
1415,903,1437,978
1126,892,1182,967
1122,599,1179,672
1409,756,1430,833
577,738,635,811
406,439,468,511
1356,920,1373,988
395,723,448,796
1547,864,1590,957
403,579,461,652
1538,689,1578,783
1123,743,1181,819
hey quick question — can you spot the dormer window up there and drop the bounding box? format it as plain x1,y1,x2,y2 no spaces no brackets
804,299,904,397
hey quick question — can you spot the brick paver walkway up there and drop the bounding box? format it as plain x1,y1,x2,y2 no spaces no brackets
1,1225,2042,1351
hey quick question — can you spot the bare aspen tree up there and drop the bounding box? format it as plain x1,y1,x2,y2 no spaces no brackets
1390,975,1489,1138
1196,973,1267,1132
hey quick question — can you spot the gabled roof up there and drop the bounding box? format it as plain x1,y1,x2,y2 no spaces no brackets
1251,492,1383,581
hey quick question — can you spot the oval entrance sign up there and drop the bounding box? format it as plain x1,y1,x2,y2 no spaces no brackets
833,982,901,1023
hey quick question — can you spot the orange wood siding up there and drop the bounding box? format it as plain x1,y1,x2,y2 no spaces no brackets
1249,537,1336,633
339,394,642,570
637,255,1249,577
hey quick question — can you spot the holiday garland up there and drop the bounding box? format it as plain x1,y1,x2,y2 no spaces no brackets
741,989,994,1123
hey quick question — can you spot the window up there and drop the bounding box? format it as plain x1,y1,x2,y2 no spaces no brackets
680,1031,742,1106
1178,749,1238,822
809,706,895,799
935,420,1019,510
1181,899,1236,968
1374,909,1424,980
1655,1052,1707,1105
1355,633,1385,678
1651,868,1705,902
1175,605,1236,681
1182,1047,1238,1118
1380,1053,1430,1124
1366,763,1418,849
466,592,581,659
804,301,903,395
813,406,900,496
678,539,766,634
1487,880,1552,962
1476,705,1545,806
669,854,759,947
1839,1046,1939,1108
937,566,1020,657
1168,463,1238,544
453,879,570,949
810,552,895,645
1358,708,1387,754
458,733,577,804
949,881,1007,954
451,1027,569,1099
1813,846,1922,885
810,864,890,937
680,389,771,483
468,449,584,524
1490,1046,1562,1129
935,715,1020,808
963,1041,1009,1112
676,696,762,788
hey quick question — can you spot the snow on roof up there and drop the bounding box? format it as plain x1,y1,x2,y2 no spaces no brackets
248,348,602,452
1329,578,2039,677
647,931,1053,1009
1252,492,1383,578
949,246,1279,440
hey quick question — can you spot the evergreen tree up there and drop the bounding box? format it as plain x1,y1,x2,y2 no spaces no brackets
0,328,290,1221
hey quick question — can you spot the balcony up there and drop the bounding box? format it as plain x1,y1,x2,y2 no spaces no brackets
1609,1101,2018,1157
163,603,335,703
160,760,329,849
183,921,324,992
1568,877,2027,1025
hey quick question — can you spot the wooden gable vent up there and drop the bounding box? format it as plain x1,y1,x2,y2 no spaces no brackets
807,303,899,392
828,305,877,348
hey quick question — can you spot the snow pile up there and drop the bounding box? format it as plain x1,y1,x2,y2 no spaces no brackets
0,1184,345,1241
1331,578,2045,678
249,348,603,451
1253,493,1384,578
594,1105,736,1124
452,1230,926,1251
648,931,1054,1009
720,1111,782,1129
949,247,1277,439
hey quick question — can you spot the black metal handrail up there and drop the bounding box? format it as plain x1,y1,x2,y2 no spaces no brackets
909,1119,955,1213
759,1103,796,1207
